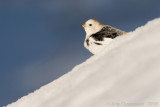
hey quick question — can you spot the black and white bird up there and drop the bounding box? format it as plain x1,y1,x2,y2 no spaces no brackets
82,19,127,54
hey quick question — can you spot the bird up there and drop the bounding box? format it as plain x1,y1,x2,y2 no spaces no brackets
82,19,127,54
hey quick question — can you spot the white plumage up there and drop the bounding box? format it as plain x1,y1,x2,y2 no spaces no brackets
82,19,127,54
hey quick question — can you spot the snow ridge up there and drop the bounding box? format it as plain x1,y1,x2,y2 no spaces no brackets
7,18,160,107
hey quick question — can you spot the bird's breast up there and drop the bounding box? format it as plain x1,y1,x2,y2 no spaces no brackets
84,37,113,54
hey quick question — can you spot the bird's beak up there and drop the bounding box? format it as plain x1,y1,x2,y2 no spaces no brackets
82,24,86,28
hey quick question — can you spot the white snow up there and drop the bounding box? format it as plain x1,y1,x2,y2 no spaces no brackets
7,18,160,107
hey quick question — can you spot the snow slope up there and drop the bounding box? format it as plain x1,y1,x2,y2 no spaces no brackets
7,18,160,107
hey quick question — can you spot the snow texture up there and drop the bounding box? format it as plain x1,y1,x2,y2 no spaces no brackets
7,18,160,107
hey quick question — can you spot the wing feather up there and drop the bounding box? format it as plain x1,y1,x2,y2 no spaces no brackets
90,25,127,41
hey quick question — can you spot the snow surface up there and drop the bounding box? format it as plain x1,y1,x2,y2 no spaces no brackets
7,18,160,107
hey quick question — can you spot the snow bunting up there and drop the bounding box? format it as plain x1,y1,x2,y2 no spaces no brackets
82,19,127,54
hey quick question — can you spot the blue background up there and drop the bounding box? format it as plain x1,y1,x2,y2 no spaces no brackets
0,0,160,106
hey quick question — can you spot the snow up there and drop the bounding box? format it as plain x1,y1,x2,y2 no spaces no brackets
6,18,160,107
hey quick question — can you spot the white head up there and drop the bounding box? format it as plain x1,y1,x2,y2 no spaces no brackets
82,19,105,36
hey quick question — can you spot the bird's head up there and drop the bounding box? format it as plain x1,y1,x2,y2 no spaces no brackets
82,19,105,35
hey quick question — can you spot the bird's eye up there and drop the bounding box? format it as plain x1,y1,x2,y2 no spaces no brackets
89,24,92,26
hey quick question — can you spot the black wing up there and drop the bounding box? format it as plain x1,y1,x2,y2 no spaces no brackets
91,25,126,41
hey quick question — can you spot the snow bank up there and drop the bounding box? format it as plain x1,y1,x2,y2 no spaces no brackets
7,18,160,107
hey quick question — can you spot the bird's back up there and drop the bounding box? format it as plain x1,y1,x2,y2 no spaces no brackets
91,25,127,41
